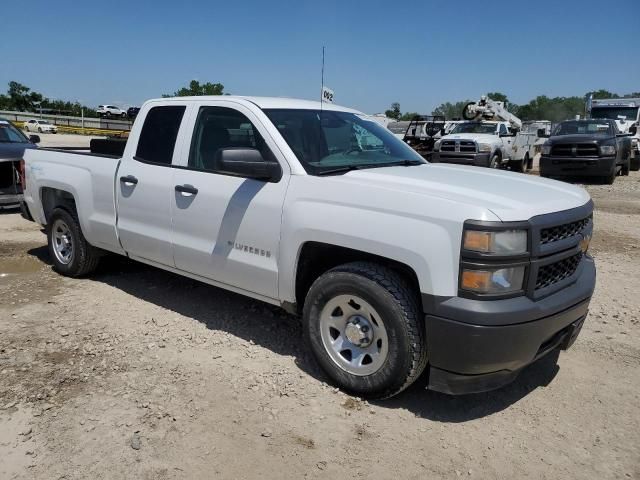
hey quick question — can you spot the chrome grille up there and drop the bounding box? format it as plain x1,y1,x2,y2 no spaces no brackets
441,140,476,153
551,143,599,157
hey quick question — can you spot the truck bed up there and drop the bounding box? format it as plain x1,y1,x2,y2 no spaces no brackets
23,147,124,254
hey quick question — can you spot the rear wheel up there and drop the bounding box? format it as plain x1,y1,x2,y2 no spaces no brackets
47,208,100,277
631,153,640,171
106,112,112,118
303,262,427,399
622,158,630,176
510,157,525,173
38,127,42,133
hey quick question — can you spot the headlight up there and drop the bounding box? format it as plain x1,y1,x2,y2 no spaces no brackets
433,140,441,151
463,229,528,255
461,266,525,294
541,143,552,155
599,145,616,156
478,143,492,153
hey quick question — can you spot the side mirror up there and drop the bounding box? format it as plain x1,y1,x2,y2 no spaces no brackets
629,125,637,135
29,135,40,144
537,128,549,138
216,147,282,182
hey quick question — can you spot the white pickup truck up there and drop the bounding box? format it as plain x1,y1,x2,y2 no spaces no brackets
22,96,596,398
432,120,548,172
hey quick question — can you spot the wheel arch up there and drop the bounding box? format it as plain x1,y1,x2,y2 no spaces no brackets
290,241,422,315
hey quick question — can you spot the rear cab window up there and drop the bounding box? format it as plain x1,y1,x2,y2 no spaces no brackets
135,105,186,165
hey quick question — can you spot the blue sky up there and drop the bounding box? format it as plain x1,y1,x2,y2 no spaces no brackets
3,0,638,114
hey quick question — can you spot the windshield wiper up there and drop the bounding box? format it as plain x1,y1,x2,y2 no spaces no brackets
316,160,424,176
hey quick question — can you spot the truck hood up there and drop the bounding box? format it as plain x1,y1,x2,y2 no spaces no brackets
338,164,590,221
442,133,498,143
0,142,36,162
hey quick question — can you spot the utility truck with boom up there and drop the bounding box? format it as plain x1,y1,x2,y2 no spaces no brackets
432,95,545,172
21,96,596,399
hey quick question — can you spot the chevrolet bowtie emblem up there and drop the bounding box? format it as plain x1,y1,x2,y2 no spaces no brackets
580,233,591,253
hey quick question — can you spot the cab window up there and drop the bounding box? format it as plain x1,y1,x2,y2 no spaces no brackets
188,106,271,173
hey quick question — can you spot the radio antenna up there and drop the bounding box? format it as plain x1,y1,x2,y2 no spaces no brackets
320,46,325,112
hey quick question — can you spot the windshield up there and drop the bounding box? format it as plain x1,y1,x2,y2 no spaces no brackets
0,120,29,143
591,106,638,121
449,123,497,134
552,120,612,136
263,109,425,175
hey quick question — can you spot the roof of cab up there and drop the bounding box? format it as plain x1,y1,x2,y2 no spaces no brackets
147,95,362,114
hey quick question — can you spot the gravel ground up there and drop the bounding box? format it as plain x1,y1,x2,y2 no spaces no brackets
0,164,639,479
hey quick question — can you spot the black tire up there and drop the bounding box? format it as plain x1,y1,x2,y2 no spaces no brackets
303,261,427,399
38,127,42,133
605,170,616,185
47,208,100,277
631,153,640,172
510,158,525,173
106,112,112,118
525,153,534,171
121,112,126,118
622,158,630,176
489,153,501,169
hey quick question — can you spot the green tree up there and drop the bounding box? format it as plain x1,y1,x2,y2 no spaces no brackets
164,80,225,97
5,81,43,111
589,89,618,99
399,112,420,121
517,95,585,122
384,102,401,120
486,92,508,103
431,100,471,119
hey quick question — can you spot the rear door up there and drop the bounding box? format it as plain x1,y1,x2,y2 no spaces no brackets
116,104,188,266
170,101,289,299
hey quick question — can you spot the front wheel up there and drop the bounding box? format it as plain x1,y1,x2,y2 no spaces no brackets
47,208,100,277
489,154,501,169
121,112,127,118
303,262,427,399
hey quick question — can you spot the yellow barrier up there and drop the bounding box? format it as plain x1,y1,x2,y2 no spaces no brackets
12,120,128,137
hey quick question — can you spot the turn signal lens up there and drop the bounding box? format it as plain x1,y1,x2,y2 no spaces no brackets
461,266,525,294
461,270,492,291
463,231,492,252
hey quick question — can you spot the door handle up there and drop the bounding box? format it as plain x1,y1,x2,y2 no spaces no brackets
119,175,138,185
175,184,198,196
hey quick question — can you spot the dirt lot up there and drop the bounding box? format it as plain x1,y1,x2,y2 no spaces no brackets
1,166,639,479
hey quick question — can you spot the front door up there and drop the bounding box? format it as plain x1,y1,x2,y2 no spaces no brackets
171,102,289,299
116,104,187,266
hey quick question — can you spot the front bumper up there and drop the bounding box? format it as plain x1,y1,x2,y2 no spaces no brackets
540,155,616,177
431,151,490,167
424,256,595,395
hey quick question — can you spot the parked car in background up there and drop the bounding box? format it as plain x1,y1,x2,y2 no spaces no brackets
97,105,127,118
24,119,58,134
540,119,632,184
0,118,38,206
22,96,596,399
127,107,140,119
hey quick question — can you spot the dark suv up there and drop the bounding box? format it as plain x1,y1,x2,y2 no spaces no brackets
540,119,632,184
